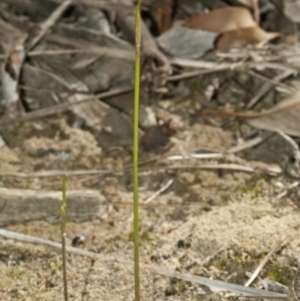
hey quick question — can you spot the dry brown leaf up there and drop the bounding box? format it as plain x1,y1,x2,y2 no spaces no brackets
183,6,280,49
216,0,259,23
184,7,257,33
234,0,260,23
216,26,281,49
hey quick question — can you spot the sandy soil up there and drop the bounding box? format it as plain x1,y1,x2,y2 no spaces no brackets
0,110,299,301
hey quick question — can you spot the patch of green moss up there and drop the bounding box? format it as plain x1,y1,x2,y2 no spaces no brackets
214,259,226,270
235,256,243,264
238,178,267,199
267,264,294,286
50,261,62,275
206,248,271,285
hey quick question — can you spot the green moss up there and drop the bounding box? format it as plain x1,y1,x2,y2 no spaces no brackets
205,248,275,285
238,178,267,199
267,264,294,286
214,259,226,270
50,261,62,275
235,256,243,264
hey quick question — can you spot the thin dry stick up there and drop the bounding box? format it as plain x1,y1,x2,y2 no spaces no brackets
248,70,297,94
176,163,255,172
168,134,273,159
0,86,133,125
168,153,224,160
26,48,117,56
247,70,295,109
168,65,233,81
0,0,137,14
27,0,73,51
75,0,134,12
277,181,300,199
0,162,282,178
144,179,174,204
169,58,236,69
202,248,226,266
244,236,293,287
44,34,135,60
0,164,251,178
226,133,274,154
0,169,113,178
169,62,297,82
28,47,133,60
111,201,207,209
277,131,300,163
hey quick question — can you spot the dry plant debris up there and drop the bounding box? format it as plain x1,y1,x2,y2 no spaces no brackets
0,0,300,300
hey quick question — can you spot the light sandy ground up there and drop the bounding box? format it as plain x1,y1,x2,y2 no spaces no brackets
0,109,299,301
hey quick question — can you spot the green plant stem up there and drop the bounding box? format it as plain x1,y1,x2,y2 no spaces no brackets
133,0,142,300
61,175,68,301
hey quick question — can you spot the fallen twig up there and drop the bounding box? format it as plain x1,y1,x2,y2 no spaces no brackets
248,70,296,94
226,133,274,154
277,131,300,164
144,179,174,204
168,61,297,82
